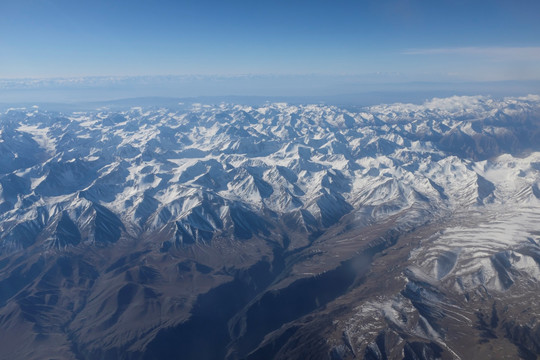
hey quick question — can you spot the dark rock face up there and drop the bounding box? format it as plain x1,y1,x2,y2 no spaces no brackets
504,322,540,359
44,211,82,249
437,113,540,161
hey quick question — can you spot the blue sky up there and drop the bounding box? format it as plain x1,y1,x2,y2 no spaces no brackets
0,0,539,100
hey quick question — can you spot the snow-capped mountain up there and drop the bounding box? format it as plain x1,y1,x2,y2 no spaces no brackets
0,95,539,359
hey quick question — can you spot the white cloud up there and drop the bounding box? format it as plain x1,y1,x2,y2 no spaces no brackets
403,46,540,61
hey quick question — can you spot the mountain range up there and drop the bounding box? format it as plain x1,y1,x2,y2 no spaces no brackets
0,95,539,359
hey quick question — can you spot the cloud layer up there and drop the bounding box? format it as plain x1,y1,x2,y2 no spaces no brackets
404,46,540,61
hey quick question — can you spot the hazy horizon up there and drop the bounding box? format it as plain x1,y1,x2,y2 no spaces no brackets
1,74,539,106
